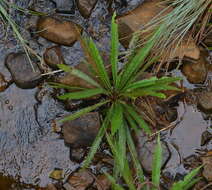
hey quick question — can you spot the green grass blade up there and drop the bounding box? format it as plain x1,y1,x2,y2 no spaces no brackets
117,124,127,172
144,85,180,92
125,114,139,132
126,127,145,183
104,173,125,190
48,82,86,90
183,177,202,190
111,102,123,135
125,77,181,91
58,88,104,100
170,183,182,190
106,133,136,190
119,26,163,90
82,107,112,168
181,166,202,186
124,89,166,99
151,135,162,190
86,39,111,89
57,64,101,88
123,104,151,134
59,100,110,123
110,12,119,86
125,77,158,91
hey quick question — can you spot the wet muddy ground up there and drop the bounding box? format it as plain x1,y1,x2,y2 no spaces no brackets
0,0,211,189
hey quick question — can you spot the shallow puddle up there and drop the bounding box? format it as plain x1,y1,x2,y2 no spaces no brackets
0,85,75,187
169,102,208,158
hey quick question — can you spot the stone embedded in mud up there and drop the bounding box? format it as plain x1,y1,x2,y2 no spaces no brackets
76,0,98,18
198,92,212,111
182,55,208,84
62,112,100,148
37,17,82,46
201,151,212,182
68,170,94,190
44,46,65,69
0,73,9,92
135,132,170,173
5,53,43,89
117,0,200,61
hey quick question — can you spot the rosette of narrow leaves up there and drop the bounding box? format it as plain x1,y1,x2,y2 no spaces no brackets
52,13,180,171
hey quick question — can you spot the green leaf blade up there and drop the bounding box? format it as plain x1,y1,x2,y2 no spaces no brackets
57,64,101,88
87,39,111,90
110,12,119,86
123,104,151,134
59,100,110,123
151,135,162,190
58,88,104,100
111,103,123,135
82,107,113,169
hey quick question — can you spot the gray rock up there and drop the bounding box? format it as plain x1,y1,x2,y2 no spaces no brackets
62,112,100,148
5,52,43,89
135,132,170,173
76,0,98,18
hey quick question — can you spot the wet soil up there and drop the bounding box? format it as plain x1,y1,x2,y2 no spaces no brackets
0,0,211,189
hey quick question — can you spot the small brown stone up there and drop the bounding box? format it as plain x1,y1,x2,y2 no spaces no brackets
76,0,98,18
116,0,200,61
116,0,172,48
37,17,82,46
198,92,212,111
44,46,65,69
182,55,208,84
62,112,100,148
